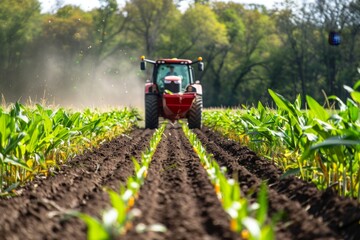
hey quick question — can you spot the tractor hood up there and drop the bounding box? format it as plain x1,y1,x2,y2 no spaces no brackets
164,76,182,94
164,76,181,82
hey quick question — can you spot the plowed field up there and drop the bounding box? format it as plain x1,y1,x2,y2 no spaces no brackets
0,126,359,240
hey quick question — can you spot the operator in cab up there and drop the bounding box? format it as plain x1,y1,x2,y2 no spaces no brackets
166,65,178,76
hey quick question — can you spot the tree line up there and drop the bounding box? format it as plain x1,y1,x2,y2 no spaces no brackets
1,0,359,107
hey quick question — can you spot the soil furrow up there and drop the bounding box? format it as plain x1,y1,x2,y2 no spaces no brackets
123,126,238,240
195,127,360,240
0,126,359,240
0,129,153,240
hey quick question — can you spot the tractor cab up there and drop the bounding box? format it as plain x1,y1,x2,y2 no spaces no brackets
155,64,191,93
140,56,204,129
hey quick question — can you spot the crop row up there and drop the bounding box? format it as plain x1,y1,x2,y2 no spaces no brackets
203,81,360,199
0,103,140,196
75,123,167,239
79,122,273,240
182,123,273,240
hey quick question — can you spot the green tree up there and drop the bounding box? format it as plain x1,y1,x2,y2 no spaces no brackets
38,6,93,87
206,2,245,106
92,0,130,65
313,0,353,99
271,0,360,105
272,1,319,105
210,3,275,106
124,0,179,56
157,3,229,106
0,0,41,96
176,3,228,58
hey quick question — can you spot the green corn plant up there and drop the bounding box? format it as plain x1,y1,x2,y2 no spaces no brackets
302,81,360,198
0,106,32,194
182,122,274,240
75,122,167,239
0,103,140,195
203,80,360,199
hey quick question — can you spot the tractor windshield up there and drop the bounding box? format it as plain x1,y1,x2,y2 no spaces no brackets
155,64,190,92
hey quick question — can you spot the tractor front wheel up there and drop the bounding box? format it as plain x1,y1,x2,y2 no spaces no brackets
188,95,202,129
145,94,159,129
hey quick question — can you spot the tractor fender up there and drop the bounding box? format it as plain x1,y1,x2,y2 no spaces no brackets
145,82,159,94
192,81,202,95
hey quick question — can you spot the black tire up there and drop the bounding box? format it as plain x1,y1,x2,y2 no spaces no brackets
188,95,202,129
145,94,159,129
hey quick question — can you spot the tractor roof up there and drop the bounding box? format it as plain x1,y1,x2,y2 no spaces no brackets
155,58,193,65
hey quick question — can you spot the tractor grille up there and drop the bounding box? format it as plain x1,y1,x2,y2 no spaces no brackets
164,81,180,93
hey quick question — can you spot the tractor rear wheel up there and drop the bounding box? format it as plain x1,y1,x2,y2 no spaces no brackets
145,94,159,129
188,95,202,129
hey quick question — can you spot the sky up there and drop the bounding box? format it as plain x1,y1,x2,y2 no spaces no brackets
39,0,298,13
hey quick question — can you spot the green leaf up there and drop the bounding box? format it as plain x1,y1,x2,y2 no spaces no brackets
4,156,33,171
257,101,265,112
280,167,301,179
353,80,360,90
295,94,302,110
76,213,110,240
350,91,360,105
4,132,26,155
268,89,294,115
310,138,360,150
107,190,126,224
102,208,118,228
131,156,141,172
242,217,261,239
344,85,354,93
303,132,318,142
328,95,347,111
43,114,53,136
256,183,268,226
4,182,20,192
261,225,275,240
27,127,40,153
306,95,329,121
347,101,360,122
0,113,12,149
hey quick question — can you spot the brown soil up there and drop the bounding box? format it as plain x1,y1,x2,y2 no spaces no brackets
0,129,154,240
0,126,359,240
121,126,237,240
194,127,360,240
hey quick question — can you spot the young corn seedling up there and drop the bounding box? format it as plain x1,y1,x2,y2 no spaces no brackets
182,123,274,240
75,122,167,239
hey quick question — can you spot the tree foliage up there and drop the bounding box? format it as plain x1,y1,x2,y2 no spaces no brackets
0,0,41,94
1,0,360,107
124,0,179,57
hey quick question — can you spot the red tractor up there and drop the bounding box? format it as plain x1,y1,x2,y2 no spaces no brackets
140,56,204,129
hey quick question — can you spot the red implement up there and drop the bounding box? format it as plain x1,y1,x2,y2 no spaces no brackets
162,93,196,121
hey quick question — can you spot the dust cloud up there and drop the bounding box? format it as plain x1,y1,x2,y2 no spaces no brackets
15,51,146,112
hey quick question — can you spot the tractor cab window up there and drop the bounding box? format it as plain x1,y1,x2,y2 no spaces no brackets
155,64,190,92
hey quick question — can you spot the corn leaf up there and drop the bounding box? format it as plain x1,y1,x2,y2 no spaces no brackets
76,213,110,240
268,89,297,117
310,138,360,150
306,95,329,121
4,156,33,171
107,190,127,225
351,91,360,105
256,183,268,226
